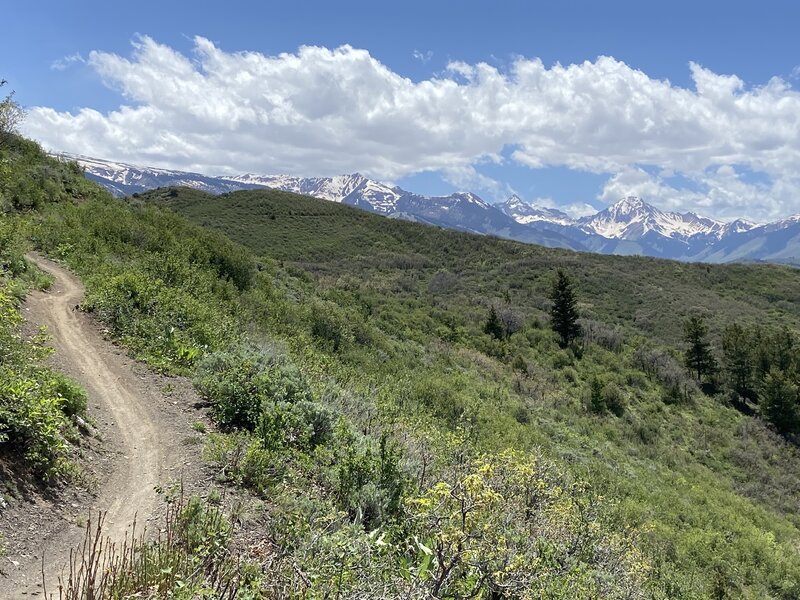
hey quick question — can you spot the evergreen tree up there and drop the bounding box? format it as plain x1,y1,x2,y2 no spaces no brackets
589,377,605,413
549,269,580,348
683,316,717,385
483,305,505,340
761,369,800,435
722,323,756,401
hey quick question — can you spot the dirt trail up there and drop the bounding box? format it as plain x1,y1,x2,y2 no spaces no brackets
2,256,202,598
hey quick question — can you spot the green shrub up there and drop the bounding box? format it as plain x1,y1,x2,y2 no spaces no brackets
195,343,312,430
0,288,87,479
335,432,406,528
309,300,355,352
410,374,468,425
258,399,335,452
50,372,88,417
588,377,625,416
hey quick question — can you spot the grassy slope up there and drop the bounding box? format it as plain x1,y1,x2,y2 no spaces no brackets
25,165,655,597
156,187,800,347
151,185,800,598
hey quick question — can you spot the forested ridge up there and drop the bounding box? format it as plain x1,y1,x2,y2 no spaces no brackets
3,130,800,598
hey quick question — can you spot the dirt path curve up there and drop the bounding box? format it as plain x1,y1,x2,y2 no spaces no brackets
2,256,201,598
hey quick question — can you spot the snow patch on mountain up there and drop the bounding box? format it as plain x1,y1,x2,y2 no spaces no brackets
718,218,759,237
496,195,575,226
579,196,724,241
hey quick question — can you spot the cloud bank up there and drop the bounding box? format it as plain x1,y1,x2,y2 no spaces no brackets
25,36,800,221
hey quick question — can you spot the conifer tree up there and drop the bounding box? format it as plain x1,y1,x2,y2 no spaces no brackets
683,316,717,385
549,269,580,348
722,323,756,401
484,305,505,340
761,369,800,435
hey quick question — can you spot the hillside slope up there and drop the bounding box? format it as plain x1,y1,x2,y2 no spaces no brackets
140,184,800,598
70,155,800,265
153,186,800,346
5,141,800,597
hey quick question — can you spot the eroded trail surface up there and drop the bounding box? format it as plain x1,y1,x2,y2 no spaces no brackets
2,256,203,598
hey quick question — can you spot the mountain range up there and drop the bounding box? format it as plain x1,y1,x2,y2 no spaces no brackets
57,153,800,265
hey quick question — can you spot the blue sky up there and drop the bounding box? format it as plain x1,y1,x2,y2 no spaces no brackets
4,0,800,221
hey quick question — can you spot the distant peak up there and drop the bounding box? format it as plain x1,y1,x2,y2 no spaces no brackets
611,196,648,211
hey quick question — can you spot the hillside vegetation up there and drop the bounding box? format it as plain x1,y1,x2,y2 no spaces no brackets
155,187,800,346
0,136,91,483
3,138,800,597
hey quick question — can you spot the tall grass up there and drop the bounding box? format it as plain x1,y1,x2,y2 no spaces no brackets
51,494,254,599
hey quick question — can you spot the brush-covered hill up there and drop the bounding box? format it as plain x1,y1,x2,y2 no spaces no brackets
137,184,800,598
5,138,800,597
149,186,800,347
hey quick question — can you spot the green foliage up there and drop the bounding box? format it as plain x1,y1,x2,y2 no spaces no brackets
0,289,86,479
683,315,718,385
27,196,248,371
410,373,469,425
483,304,505,340
722,322,758,402
0,80,25,142
50,372,88,417
405,450,649,599
257,399,334,452
57,493,260,599
0,209,86,480
335,431,406,528
9,145,800,595
309,299,356,351
761,369,800,435
195,343,313,430
588,377,625,416
150,185,800,597
0,136,102,210
550,268,581,348
153,186,800,348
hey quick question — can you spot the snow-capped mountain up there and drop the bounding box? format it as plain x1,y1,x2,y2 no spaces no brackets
762,214,800,233
496,195,575,226
578,196,724,241
717,218,758,237
222,173,402,213
54,153,259,197
56,152,800,265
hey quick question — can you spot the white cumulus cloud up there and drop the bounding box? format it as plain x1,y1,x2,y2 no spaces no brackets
23,35,800,221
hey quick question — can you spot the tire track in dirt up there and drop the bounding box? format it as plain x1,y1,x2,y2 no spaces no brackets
2,256,200,598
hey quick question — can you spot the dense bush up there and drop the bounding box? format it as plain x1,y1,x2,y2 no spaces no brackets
194,343,312,430
0,289,86,479
335,432,406,528
633,344,698,403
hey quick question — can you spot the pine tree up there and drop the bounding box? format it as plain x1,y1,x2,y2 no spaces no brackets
683,316,717,385
761,368,800,435
722,323,756,401
549,269,580,348
484,305,505,340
